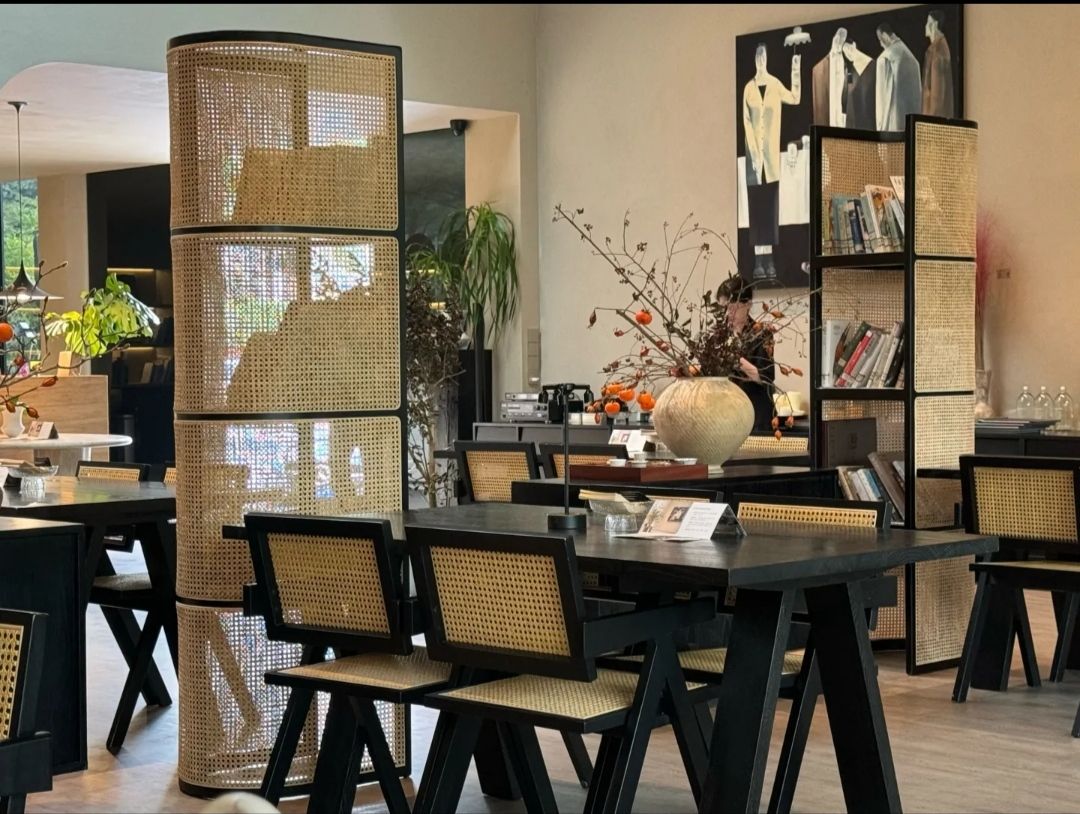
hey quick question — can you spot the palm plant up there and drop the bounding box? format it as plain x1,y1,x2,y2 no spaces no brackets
411,203,518,422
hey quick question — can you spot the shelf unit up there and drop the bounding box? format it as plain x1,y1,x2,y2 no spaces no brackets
809,115,978,674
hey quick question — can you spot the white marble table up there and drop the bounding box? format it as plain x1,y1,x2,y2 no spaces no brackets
0,433,133,474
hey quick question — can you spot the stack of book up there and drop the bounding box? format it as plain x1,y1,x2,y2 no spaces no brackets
824,176,905,255
821,319,905,389
838,450,906,522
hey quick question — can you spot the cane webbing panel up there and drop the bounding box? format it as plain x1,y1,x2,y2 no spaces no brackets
913,121,977,258
436,669,704,723
163,467,178,486
272,648,451,691
617,647,803,677
737,435,809,455
913,556,976,667
430,545,570,657
552,454,613,478
819,137,906,255
267,533,390,635
168,41,398,231
820,268,905,346
914,260,975,393
971,467,1078,543
736,502,879,528
172,233,400,414
175,415,403,602
870,566,907,642
177,604,406,791
465,450,533,503
914,395,972,528
821,400,905,453
76,465,142,482
0,622,22,741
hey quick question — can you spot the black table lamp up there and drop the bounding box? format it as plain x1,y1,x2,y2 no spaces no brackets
547,382,589,531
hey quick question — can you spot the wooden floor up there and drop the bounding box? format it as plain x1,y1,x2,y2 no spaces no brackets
27,589,1080,813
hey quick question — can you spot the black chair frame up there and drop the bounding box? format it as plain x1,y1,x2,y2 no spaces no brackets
0,609,51,814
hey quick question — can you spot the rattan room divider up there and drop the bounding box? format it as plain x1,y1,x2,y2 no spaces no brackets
167,31,405,796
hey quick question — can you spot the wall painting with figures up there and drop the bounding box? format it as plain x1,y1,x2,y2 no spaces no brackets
735,4,963,287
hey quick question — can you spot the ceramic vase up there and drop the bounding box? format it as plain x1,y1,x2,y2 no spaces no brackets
2,405,25,438
650,376,754,469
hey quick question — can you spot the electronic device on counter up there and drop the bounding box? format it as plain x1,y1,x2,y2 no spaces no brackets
498,385,596,423
538,383,594,424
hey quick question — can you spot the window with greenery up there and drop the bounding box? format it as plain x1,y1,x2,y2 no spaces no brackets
2,178,38,284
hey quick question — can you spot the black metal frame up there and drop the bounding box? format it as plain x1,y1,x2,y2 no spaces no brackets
809,115,980,675
730,493,892,529
455,441,541,503
74,460,150,482
245,513,409,654
168,31,408,799
538,443,628,479
0,608,51,812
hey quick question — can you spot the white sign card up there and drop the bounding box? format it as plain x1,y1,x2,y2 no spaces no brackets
608,428,649,455
26,420,57,440
618,498,744,541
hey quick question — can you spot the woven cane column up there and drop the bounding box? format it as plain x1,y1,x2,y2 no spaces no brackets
168,32,404,795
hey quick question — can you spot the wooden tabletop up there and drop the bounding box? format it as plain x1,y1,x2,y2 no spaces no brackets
0,515,83,536
230,502,996,589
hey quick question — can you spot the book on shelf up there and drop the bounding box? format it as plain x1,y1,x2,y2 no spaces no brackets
889,175,905,207
820,418,877,467
868,451,905,522
826,320,905,389
837,459,904,522
824,185,905,255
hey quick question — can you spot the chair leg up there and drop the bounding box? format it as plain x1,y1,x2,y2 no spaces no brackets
260,686,315,805
1050,592,1080,682
954,572,992,702
353,699,410,814
308,695,366,814
1014,590,1041,688
561,732,593,789
768,642,821,814
99,606,172,708
107,612,163,755
0,795,27,814
582,734,620,814
500,723,558,814
413,712,482,814
1073,698,1080,738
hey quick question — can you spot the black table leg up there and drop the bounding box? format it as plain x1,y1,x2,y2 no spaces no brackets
805,581,900,814
700,588,795,814
139,519,178,669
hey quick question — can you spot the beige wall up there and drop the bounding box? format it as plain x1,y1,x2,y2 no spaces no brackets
536,3,1076,413
36,173,89,370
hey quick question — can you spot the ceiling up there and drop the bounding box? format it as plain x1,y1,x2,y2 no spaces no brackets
0,62,510,182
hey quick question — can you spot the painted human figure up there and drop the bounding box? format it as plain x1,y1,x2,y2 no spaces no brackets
812,27,852,126
742,42,801,281
875,23,922,131
842,40,877,130
922,9,954,117
779,138,810,225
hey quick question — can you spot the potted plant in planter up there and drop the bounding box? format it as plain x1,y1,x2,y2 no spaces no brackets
555,204,808,467
410,203,518,423
44,272,159,372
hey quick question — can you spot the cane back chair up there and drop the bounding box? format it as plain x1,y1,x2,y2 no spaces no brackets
455,441,540,503
538,443,628,479
0,609,51,814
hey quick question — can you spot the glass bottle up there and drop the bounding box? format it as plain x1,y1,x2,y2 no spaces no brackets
1055,386,1075,429
1035,386,1055,420
1016,385,1034,418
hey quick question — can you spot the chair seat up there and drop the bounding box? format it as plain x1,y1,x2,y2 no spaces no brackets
972,561,1080,591
975,561,1080,574
611,647,804,679
90,573,157,609
266,647,452,701
427,668,706,734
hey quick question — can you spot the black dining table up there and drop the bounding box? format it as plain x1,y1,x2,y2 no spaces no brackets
227,501,996,813
0,478,178,739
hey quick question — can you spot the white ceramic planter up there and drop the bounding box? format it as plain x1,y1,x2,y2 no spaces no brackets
651,376,754,468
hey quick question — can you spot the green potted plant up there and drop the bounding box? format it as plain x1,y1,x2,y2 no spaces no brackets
410,203,518,422
44,272,159,372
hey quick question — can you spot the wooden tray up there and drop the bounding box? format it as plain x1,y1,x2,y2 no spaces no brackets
569,462,708,483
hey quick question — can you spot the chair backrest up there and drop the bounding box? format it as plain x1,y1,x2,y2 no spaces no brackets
960,455,1080,550
406,525,590,680
456,441,541,503
737,433,809,456
161,464,178,487
539,443,628,478
731,493,890,529
0,608,47,742
245,513,409,654
75,461,150,483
